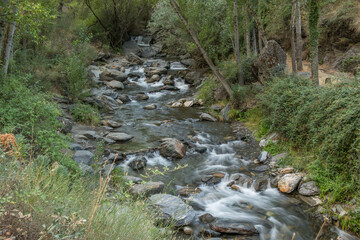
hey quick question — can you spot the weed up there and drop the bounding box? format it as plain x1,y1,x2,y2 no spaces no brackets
71,103,100,126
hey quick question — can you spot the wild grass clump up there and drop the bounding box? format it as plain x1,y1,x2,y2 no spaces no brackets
71,103,101,126
0,158,173,240
259,76,360,204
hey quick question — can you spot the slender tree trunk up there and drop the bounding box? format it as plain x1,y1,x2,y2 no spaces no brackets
291,0,297,73
295,0,303,71
3,20,16,77
258,30,263,53
309,0,319,84
253,28,258,55
170,0,233,97
248,6,268,45
234,0,244,85
244,4,251,57
0,0,9,57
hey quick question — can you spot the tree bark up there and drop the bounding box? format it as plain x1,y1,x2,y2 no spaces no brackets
248,6,268,45
291,0,297,73
234,0,244,85
309,0,319,84
3,20,16,77
295,0,303,71
170,0,233,97
258,30,263,53
253,28,258,55
243,4,251,57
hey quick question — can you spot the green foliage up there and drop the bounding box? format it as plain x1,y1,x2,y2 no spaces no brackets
0,77,77,171
71,103,100,126
260,76,360,202
230,84,252,108
0,160,173,240
197,77,218,105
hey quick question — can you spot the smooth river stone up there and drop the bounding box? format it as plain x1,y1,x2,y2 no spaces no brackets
106,132,133,142
278,173,302,193
210,222,259,235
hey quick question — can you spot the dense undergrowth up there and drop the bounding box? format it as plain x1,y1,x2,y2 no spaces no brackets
236,75,360,234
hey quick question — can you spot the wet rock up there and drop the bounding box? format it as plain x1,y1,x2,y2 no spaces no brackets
171,102,183,108
298,195,322,207
200,113,217,122
145,67,167,77
212,173,225,178
210,222,259,235
202,176,222,185
146,74,161,83
129,181,165,197
106,80,124,90
278,173,302,193
100,95,120,111
183,226,193,235
149,194,196,227
128,157,147,171
253,177,268,191
279,167,294,175
199,213,215,223
80,131,101,140
102,137,116,144
144,104,157,110
184,71,201,84
101,120,122,128
270,175,281,188
123,176,143,184
100,69,127,82
183,100,194,108
118,94,131,103
299,181,320,196
195,146,207,153
126,53,144,65
159,138,186,159
161,85,179,91
106,132,134,142
181,58,196,67
258,151,269,163
253,40,287,83
220,104,231,122
133,93,149,101
199,228,221,238
163,78,175,86
252,165,270,172
73,150,94,165
177,187,201,197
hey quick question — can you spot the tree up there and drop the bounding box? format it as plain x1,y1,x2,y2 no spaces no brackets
243,3,251,57
290,0,296,73
0,0,9,56
295,0,303,71
309,0,319,84
169,0,233,97
234,0,243,85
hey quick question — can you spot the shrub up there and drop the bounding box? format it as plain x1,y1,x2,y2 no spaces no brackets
259,75,360,202
0,77,77,171
71,103,100,126
197,77,219,105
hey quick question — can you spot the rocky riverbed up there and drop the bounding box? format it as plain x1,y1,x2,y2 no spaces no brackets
55,37,359,240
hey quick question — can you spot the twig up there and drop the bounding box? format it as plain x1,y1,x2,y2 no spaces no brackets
291,232,296,240
315,216,329,240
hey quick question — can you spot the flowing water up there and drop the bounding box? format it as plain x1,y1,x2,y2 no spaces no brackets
94,57,358,240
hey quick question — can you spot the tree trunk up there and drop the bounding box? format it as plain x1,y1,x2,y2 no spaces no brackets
244,4,251,57
234,0,244,85
3,20,16,77
291,0,297,73
253,28,258,55
309,0,319,84
258,30,263,53
170,0,233,97
295,0,303,71
0,0,9,57
248,6,268,45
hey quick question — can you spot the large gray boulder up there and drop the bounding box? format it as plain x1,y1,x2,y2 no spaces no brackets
129,181,165,197
99,95,120,111
278,173,302,193
253,40,287,83
299,181,320,196
149,194,196,227
100,69,127,82
73,150,94,165
106,132,134,142
200,113,217,122
159,138,186,159
128,157,147,170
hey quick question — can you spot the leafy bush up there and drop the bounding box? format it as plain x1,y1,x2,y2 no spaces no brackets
260,76,360,202
197,77,219,105
0,77,77,171
71,103,100,126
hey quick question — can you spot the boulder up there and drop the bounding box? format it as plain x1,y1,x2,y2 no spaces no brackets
160,138,187,159
145,67,167,77
58,117,73,134
118,94,131,103
210,223,259,235
299,181,320,196
333,45,360,74
146,74,161,83
199,213,215,223
253,40,287,83
200,113,217,122
149,194,196,227
100,69,127,82
181,58,196,68
128,157,147,170
123,176,143,184
252,165,270,172
106,80,124,90
183,226,193,235
73,150,94,165
220,104,231,122
278,173,302,193
106,132,134,142
126,53,144,65
184,71,201,84
258,151,269,163
130,181,165,197
171,102,183,108
101,120,122,128
298,195,322,207
133,93,149,101
253,177,268,191
177,187,201,197
183,100,194,108
144,104,157,110
100,95,120,111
